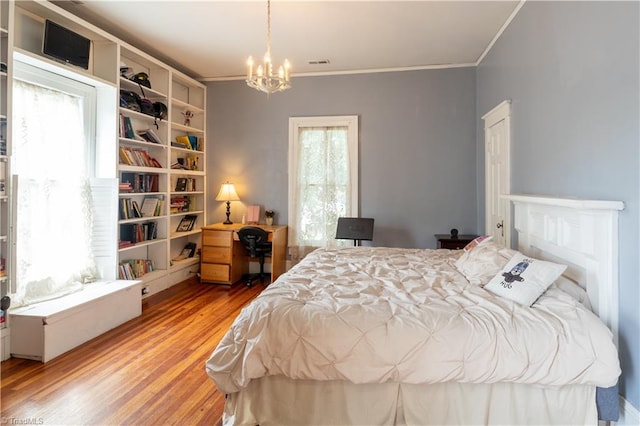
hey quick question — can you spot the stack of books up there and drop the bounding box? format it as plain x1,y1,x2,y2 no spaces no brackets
170,196,192,213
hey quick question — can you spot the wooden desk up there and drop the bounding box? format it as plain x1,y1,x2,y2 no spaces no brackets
201,223,288,285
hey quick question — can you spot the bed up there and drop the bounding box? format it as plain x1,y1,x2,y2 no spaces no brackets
206,195,624,425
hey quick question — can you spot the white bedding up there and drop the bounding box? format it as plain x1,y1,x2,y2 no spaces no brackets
206,247,620,395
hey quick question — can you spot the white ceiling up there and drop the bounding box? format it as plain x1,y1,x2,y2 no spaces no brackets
52,1,522,81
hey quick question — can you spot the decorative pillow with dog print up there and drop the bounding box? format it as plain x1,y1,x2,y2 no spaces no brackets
484,252,567,306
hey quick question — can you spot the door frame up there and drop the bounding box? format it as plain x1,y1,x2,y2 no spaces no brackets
482,100,512,246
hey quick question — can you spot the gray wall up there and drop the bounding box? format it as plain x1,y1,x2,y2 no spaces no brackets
206,68,477,248
476,1,639,408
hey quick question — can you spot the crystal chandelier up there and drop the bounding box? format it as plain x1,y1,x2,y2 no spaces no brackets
246,0,291,94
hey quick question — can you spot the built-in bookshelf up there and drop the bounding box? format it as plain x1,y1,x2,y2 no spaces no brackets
167,73,206,280
117,46,206,297
3,0,207,305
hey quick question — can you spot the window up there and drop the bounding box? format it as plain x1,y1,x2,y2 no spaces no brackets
288,116,358,262
11,61,115,307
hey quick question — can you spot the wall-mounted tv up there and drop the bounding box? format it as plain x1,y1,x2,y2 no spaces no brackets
42,20,91,70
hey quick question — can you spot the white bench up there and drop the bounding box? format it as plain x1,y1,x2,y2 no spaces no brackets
10,280,141,362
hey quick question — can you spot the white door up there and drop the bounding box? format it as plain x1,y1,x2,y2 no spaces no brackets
482,100,511,246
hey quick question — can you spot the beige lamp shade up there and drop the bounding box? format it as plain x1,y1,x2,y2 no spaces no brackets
216,182,240,224
215,182,240,202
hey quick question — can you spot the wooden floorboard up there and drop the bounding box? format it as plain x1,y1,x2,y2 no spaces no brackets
0,277,267,425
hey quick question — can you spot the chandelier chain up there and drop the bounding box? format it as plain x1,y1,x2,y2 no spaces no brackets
266,0,271,58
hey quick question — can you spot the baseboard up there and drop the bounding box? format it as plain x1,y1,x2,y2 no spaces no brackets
618,396,640,425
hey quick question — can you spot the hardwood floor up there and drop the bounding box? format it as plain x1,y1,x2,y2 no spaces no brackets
0,277,267,425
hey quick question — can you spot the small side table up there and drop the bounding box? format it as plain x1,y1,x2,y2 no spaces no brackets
434,234,478,250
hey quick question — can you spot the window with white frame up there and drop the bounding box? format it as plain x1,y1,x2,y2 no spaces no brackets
11,61,116,307
288,116,358,262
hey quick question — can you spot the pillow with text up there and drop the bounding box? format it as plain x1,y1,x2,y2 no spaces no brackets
484,252,567,306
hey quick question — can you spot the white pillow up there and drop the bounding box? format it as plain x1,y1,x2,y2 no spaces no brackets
455,240,517,286
551,275,593,310
484,252,567,306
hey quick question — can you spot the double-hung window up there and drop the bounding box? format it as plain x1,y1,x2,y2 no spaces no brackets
288,116,358,262
11,60,115,307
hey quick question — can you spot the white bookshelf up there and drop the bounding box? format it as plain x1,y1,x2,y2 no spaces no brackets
117,45,206,298
166,72,206,289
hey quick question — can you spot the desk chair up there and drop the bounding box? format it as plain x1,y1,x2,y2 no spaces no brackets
335,217,374,246
237,226,273,286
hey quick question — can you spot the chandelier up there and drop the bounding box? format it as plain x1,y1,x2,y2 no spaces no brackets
246,0,291,94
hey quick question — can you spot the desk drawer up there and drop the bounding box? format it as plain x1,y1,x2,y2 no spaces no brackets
201,264,230,282
202,246,232,263
203,230,232,247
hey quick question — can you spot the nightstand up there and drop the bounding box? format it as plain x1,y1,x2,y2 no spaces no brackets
434,234,478,250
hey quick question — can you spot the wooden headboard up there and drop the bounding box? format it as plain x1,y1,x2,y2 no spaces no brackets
504,194,624,346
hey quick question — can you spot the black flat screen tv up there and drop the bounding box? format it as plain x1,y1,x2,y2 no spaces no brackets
42,20,91,70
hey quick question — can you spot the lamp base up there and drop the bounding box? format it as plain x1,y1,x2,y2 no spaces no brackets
223,201,233,224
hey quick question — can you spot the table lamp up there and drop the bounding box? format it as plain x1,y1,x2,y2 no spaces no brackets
215,182,240,224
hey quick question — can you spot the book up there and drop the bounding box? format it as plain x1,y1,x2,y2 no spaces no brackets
119,181,133,193
118,240,134,249
186,178,196,191
119,198,131,220
188,135,199,150
174,177,187,192
131,200,142,218
185,156,198,170
119,114,136,139
175,135,191,149
140,197,160,217
119,146,134,165
176,215,197,232
119,224,136,243
138,128,162,144
123,116,135,139
144,221,158,240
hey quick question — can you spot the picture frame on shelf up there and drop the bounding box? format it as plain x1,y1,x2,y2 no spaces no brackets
176,215,197,232
172,242,197,261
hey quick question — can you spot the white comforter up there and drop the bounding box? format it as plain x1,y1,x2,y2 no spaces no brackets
206,247,620,394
